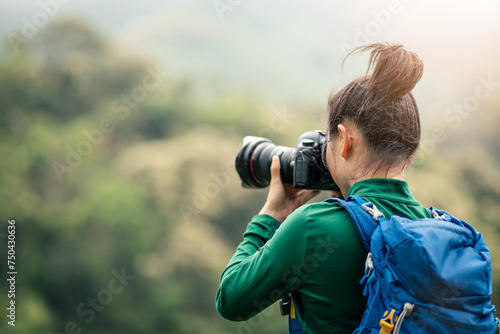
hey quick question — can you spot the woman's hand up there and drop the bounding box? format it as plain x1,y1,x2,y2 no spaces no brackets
259,156,320,223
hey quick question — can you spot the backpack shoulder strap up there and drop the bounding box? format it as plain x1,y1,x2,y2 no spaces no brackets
323,195,384,252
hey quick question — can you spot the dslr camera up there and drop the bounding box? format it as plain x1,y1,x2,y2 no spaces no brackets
235,130,338,191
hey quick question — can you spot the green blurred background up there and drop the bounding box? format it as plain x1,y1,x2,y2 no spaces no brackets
1,1,500,333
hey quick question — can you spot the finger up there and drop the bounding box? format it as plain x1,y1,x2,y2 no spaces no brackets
270,156,282,182
300,190,320,203
294,189,320,204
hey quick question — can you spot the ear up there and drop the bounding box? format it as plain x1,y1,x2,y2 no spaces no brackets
337,124,353,159
405,151,417,168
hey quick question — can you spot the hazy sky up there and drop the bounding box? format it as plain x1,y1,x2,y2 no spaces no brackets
2,0,500,125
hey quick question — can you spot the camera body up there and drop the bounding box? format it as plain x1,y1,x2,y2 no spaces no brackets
235,130,338,191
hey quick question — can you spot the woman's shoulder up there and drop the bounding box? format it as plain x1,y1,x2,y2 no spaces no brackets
287,200,353,226
285,199,364,252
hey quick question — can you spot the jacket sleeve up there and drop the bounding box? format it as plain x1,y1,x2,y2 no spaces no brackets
215,207,310,321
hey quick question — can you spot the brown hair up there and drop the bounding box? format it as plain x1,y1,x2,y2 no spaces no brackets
327,43,424,174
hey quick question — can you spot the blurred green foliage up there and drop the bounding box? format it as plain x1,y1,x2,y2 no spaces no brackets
0,18,499,334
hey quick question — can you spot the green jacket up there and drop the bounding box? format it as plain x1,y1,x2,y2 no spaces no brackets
216,179,431,333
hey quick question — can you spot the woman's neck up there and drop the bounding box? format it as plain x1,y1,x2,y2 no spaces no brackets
340,164,406,198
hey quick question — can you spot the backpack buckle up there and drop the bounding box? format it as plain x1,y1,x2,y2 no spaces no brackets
360,253,374,292
431,208,445,219
364,253,374,278
379,308,398,334
361,202,385,221
279,295,291,316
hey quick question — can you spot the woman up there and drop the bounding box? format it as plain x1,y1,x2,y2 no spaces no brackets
216,43,428,333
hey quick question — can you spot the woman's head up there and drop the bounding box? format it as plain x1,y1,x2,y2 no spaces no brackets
326,43,424,192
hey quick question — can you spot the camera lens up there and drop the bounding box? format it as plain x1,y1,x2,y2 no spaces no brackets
235,131,338,191
235,137,294,188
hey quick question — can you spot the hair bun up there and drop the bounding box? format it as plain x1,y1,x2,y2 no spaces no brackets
352,43,424,100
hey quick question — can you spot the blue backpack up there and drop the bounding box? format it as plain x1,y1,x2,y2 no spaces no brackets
321,195,500,334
